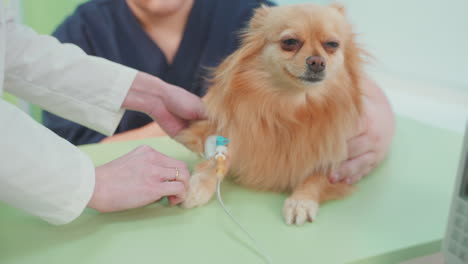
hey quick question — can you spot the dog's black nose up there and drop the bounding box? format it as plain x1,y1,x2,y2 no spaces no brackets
306,56,326,73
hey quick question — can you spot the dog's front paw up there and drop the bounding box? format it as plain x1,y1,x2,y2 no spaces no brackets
283,197,319,226
181,172,216,209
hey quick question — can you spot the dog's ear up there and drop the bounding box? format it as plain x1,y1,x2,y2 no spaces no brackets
210,4,269,90
329,2,346,15
211,10,267,94
232,5,270,62
249,5,271,29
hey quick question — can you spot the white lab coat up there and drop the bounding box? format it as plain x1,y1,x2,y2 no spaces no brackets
0,4,137,224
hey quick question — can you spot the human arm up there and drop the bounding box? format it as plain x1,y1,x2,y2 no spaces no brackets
101,70,210,142
101,70,209,143
7,12,200,140
4,6,204,135
0,101,188,223
121,71,205,136
1,6,134,224
4,12,137,134
42,10,146,145
330,77,395,184
0,100,97,225
41,16,108,145
1,9,200,224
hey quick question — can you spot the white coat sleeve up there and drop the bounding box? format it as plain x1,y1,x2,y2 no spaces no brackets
3,11,138,135
0,100,96,225
0,8,137,225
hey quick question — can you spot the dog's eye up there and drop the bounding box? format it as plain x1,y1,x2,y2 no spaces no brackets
283,39,299,46
281,38,301,51
324,41,339,49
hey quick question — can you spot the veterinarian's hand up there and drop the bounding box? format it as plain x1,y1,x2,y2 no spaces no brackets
330,78,395,185
87,145,190,212
122,72,206,137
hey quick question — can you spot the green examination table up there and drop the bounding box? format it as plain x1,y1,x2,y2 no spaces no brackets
0,116,462,264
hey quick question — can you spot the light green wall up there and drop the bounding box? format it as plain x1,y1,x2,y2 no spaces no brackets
21,0,87,34
3,93,18,105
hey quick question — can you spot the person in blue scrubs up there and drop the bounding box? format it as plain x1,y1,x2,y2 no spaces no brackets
43,0,275,145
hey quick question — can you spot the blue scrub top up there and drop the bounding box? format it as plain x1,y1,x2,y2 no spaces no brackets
43,0,275,145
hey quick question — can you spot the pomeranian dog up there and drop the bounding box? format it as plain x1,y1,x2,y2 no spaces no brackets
175,3,364,225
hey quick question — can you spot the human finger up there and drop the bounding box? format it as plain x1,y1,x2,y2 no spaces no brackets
165,85,207,121
151,99,188,137
345,165,373,185
348,114,368,139
159,181,185,197
158,166,189,188
346,134,373,160
338,152,376,184
168,194,185,206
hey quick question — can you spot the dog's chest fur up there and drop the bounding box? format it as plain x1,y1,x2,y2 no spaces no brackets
220,92,358,192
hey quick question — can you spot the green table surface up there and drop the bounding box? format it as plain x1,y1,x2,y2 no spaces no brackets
0,116,463,264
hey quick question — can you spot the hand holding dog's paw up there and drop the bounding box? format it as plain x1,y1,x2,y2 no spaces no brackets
283,197,319,226
181,172,216,208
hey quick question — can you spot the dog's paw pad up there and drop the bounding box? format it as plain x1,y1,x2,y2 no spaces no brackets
181,173,215,209
283,198,319,226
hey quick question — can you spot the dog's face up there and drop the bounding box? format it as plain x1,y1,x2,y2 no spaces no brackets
249,3,353,92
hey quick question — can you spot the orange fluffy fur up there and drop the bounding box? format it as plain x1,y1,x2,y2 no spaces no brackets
175,3,364,225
